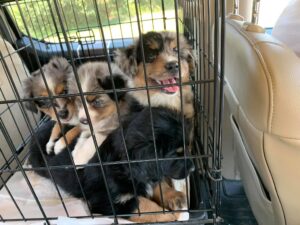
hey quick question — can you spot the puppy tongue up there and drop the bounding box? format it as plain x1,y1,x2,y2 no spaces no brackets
161,78,179,93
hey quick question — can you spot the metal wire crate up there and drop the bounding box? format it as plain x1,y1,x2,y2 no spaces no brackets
0,0,225,224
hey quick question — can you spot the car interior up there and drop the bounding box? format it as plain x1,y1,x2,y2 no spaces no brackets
0,0,299,225
222,1,300,225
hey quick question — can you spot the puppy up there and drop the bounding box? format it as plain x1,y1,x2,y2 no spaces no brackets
23,57,80,155
28,106,194,222
114,31,195,119
115,31,195,215
67,61,128,166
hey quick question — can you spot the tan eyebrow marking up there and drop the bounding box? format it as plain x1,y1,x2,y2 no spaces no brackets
55,83,65,95
86,95,96,103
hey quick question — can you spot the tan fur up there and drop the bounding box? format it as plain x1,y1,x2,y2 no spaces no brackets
152,180,187,211
57,126,81,146
130,197,181,223
147,39,160,49
54,83,65,95
115,32,195,219
129,59,192,115
49,122,62,142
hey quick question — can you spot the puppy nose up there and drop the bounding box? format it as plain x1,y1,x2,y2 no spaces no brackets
80,118,88,125
57,109,68,119
165,61,179,73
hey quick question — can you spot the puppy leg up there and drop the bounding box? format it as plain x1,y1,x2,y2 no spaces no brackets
172,177,190,197
46,122,61,154
72,133,107,166
152,180,187,211
54,126,81,155
130,197,181,223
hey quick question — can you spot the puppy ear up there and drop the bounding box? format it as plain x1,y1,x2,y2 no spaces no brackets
99,74,127,101
187,49,196,75
114,46,137,77
22,77,38,113
178,34,196,75
45,57,73,76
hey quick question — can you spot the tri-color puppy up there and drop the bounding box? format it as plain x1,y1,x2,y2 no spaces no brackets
68,61,128,166
28,106,194,223
115,31,195,119
115,31,195,219
23,57,80,155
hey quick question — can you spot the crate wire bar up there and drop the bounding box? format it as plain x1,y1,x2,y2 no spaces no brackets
0,0,225,224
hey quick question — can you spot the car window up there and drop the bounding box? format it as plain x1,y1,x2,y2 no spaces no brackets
5,0,183,43
258,0,289,28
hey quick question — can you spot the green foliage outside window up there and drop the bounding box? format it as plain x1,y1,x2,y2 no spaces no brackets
6,0,182,42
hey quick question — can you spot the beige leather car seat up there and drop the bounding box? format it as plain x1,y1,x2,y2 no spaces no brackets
224,19,300,225
0,36,38,176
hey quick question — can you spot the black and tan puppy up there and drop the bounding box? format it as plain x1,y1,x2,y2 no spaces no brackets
68,61,128,165
115,31,195,217
28,106,194,222
23,57,80,155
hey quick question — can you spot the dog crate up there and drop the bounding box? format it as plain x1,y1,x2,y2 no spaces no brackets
0,0,225,224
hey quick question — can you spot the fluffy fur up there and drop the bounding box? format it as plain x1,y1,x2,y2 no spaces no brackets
28,106,194,222
115,31,196,215
114,31,195,119
67,61,128,165
28,32,196,222
22,57,80,155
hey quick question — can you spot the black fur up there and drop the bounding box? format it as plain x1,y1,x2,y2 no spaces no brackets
98,74,126,101
28,103,194,216
28,120,84,195
137,32,164,64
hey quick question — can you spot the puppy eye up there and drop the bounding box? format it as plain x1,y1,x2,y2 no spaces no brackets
173,47,178,53
62,88,68,95
92,98,104,108
147,54,156,62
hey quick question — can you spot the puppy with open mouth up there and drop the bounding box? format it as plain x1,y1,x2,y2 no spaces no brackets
23,57,80,155
115,31,195,119
68,61,128,166
114,31,195,220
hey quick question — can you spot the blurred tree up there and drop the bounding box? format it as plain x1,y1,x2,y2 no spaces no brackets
7,0,175,40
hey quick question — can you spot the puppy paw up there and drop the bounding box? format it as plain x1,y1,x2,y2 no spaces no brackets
54,138,66,155
163,190,187,210
177,210,189,221
72,149,88,167
71,149,80,166
72,141,96,168
46,141,54,155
